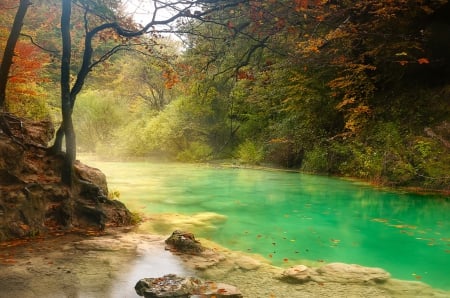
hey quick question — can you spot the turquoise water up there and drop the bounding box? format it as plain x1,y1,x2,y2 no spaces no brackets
81,159,450,290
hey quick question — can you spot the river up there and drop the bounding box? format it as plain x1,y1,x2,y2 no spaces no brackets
80,157,450,291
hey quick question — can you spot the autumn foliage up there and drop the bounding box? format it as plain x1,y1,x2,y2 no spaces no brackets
0,0,50,116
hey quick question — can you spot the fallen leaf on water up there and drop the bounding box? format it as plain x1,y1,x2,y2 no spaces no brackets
372,218,389,223
268,254,273,258
283,258,289,262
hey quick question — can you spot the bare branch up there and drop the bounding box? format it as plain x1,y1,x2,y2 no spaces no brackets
19,33,59,54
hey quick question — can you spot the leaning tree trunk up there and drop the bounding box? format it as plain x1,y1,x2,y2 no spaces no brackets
60,0,76,185
0,0,31,137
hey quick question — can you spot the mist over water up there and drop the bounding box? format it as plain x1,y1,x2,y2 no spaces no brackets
80,157,450,290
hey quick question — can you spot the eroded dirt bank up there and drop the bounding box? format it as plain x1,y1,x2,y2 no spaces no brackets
0,229,448,298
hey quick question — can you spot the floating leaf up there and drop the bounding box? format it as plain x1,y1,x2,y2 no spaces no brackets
372,218,389,223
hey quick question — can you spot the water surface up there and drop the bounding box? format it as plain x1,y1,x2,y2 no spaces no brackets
81,158,450,290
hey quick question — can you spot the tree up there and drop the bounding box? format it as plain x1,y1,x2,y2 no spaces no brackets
0,0,32,137
60,0,75,185
50,0,252,185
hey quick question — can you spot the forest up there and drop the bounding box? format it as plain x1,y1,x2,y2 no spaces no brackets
1,0,449,191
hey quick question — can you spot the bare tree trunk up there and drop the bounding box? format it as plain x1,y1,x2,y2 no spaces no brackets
60,0,75,185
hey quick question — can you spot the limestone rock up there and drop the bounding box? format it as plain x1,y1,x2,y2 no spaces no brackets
234,255,262,271
74,161,108,196
0,116,133,240
313,262,390,284
135,274,243,298
281,264,312,283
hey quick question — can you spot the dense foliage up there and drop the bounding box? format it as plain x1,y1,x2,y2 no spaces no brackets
1,0,449,190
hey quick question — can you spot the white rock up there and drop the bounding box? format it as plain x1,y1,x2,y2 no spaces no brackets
281,264,312,283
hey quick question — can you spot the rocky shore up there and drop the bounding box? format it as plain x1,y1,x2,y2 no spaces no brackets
0,116,134,241
0,228,448,298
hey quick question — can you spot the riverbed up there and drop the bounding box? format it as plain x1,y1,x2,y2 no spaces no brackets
79,157,450,291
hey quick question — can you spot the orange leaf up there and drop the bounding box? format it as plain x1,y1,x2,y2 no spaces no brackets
417,57,429,64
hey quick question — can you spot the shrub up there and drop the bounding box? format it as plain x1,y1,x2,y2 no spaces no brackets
176,141,213,162
301,146,328,173
236,140,264,165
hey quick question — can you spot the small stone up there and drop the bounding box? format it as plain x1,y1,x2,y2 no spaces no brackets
165,230,205,255
281,265,312,283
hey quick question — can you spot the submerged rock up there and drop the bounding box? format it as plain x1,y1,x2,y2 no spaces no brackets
135,274,243,298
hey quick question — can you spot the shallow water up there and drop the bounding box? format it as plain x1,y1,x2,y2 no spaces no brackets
81,158,450,290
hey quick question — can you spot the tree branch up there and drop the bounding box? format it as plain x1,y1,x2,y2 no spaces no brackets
19,33,59,54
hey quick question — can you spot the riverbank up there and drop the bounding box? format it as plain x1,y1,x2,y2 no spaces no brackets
1,228,448,298
211,160,450,197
